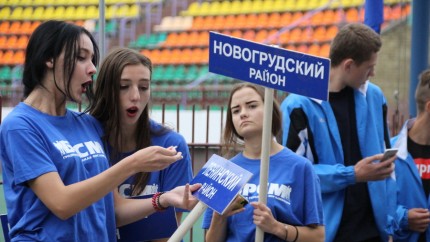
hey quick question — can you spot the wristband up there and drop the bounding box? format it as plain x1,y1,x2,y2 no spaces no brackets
151,192,167,211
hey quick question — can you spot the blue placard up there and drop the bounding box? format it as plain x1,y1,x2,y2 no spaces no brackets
209,32,331,101
117,195,177,242
191,154,253,215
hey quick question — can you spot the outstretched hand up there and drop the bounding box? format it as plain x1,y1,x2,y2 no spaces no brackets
161,183,202,210
133,146,183,172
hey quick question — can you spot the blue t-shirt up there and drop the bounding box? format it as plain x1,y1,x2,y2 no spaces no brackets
202,148,323,242
0,103,116,242
113,120,193,201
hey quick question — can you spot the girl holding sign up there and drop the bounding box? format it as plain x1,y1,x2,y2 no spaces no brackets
202,83,325,242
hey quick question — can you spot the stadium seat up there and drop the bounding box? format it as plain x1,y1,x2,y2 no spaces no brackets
0,66,12,82
256,13,269,28
5,36,17,49
16,35,28,49
0,21,9,34
0,36,6,49
267,12,281,28
32,6,44,20
0,7,11,20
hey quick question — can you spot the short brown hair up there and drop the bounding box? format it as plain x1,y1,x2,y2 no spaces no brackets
415,69,430,114
330,23,381,67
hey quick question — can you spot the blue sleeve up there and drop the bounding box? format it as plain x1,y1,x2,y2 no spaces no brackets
2,128,57,186
201,207,214,230
303,162,324,225
313,164,356,193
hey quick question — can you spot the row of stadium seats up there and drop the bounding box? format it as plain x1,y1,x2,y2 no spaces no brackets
159,25,338,48
0,65,22,83
180,0,409,16
155,4,410,33
0,35,29,50
0,20,40,35
0,50,24,65
0,0,159,5
0,4,140,21
141,47,210,65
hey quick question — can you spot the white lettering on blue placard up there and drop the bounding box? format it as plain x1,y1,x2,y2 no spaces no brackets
209,32,330,100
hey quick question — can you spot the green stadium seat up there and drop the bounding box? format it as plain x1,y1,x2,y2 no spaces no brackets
0,66,12,82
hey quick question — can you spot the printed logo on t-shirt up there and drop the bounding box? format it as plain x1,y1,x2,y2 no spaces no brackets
118,183,159,197
53,140,106,161
241,183,292,205
415,158,430,179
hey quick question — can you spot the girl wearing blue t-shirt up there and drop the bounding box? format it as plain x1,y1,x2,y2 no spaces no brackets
0,20,200,242
88,47,193,239
202,83,325,242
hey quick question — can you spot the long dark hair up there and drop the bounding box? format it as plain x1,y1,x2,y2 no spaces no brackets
23,20,99,105
88,47,169,196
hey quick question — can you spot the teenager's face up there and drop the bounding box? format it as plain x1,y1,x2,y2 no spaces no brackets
118,64,151,127
54,34,96,103
230,87,264,139
347,52,378,89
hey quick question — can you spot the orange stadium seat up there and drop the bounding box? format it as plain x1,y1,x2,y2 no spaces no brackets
325,25,338,41
197,31,209,46
163,32,178,47
296,44,308,53
5,35,18,49
346,8,359,22
255,29,268,43
301,27,314,43
256,13,269,28
8,21,21,35
268,12,281,28
201,16,214,30
289,28,302,43
1,50,14,65
242,29,256,41
16,35,29,49
244,14,258,29
12,50,25,65
308,44,320,56
0,21,9,34
280,12,292,26
235,14,248,29
223,15,236,30
186,31,200,47
313,26,326,42
191,16,204,30
319,43,330,57
19,21,31,34
230,29,243,38
0,36,6,49
212,15,225,30
310,11,324,26
278,31,290,45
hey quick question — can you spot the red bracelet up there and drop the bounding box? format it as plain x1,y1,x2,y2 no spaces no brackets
152,192,167,212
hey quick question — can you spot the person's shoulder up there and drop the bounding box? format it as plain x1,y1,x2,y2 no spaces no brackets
150,119,186,141
281,94,315,108
364,81,384,95
277,148,313,167
1,103,35,130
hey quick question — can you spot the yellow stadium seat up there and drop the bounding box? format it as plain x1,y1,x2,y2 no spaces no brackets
208,1,221,15
32,6,44,20
10,7,23,20
21,6,33,21
127,4,139,18
64,6,76,20
106,5,117,19
219,1,232,15
262,0,275,12
42,6,55,20
251,0,264,13
0,7,11,20
86,5,98,19
240,0,253,14
53,6,65,20
198,1,211,16
75,6,87,20
182,1,200,16
229,0,241,14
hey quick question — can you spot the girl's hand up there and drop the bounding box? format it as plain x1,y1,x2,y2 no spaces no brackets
251,202,278,234
160,183,202,210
